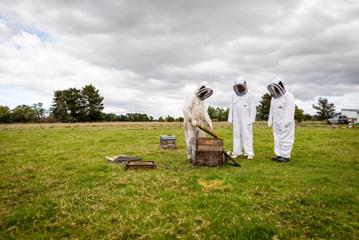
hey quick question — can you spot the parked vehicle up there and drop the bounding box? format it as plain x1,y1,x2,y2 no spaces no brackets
327,114,349,125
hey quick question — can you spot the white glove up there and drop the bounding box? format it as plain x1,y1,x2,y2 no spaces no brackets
208,122,213,130
191,119,198,127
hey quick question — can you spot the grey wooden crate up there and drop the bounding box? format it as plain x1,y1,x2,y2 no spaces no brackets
160,135,176,149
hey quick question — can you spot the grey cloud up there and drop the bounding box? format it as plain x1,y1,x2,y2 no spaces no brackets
0,0,358,116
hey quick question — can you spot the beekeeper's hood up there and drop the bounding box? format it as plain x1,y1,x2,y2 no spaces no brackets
267,76,286,98
233,77,248,96
195,81,213,100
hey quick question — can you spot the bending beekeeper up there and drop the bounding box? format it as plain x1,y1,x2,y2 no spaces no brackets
267,76,295,163
228,78,256,160
183,81,213,161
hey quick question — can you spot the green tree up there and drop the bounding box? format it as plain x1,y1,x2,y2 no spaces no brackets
175,116,184,122
99,112,155,122
312,98,336,120
32,103,46,123
51,90,68,122
11,105,37,123
217,107,229,121
257,93,271,120
101,113,119,122
208,106,219,120
0,105,11,123
117,115,126,121
51,88,83,122
303,114,312,121
82,85,104,121
165,115,175,122
64,88,83,121
51,85,104,122
125,113,152,121
295,105,304,123
208,106,229,121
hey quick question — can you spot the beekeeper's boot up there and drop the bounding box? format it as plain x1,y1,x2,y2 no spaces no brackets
277,157,290,163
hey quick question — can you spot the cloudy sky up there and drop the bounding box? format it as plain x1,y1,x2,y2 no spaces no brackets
0,0,358,117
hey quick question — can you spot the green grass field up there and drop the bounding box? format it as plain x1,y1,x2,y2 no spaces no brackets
0,122,358,239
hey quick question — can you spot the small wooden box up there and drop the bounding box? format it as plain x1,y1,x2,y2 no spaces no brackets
193,138,224,167
125,161,156,170
160,135,176,149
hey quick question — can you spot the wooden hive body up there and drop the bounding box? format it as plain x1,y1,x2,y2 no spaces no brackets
193,138,224,166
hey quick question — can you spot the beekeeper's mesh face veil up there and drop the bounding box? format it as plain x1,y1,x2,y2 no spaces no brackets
267,77,286,98
233,80,248,96
195,81,213,100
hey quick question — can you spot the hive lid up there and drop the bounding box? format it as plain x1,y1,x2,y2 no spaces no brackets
160,135,176,140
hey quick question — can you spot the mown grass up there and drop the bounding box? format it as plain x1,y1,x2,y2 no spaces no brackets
0,122,358,239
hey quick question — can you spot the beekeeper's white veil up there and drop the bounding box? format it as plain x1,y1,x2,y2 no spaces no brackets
195,81,213,100
233,77,248,96
267,76,286,98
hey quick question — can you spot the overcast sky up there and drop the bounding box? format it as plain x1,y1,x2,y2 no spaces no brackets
0,0,358,117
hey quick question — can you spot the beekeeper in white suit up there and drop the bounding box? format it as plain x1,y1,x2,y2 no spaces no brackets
267,76,295,163
228,78,256,160
183,81,213,161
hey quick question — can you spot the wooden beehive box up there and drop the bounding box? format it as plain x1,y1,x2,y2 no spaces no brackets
160,135,176,149
193,138,224,167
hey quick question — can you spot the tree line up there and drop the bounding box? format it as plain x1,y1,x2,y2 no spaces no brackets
208,94,335,123
0,85,336,123
0,103,46,123
256,94,336,122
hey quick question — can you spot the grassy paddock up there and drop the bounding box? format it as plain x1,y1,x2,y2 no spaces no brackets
0,122,358,239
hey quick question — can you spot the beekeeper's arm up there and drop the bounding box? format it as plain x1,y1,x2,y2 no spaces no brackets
183,95,197,127
268,98,273,127
284,93,295,127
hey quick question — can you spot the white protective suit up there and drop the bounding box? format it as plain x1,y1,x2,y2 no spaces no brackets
228,80,256,157
267,77,295,159
183,82,213,160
